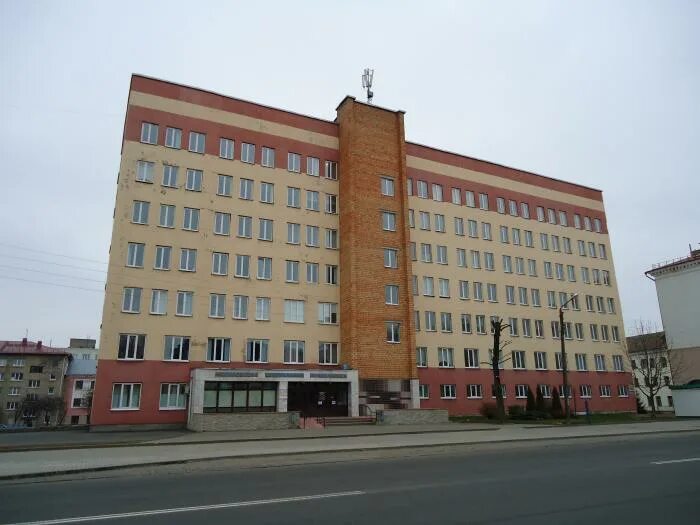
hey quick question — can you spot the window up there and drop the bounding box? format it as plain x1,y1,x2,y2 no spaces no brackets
522,318,532,338
219,138,234,159
165,127,181,149
584,216,592,231
287,187,301,208
595,354,606,371
140,122,158,144
255,218,273,241
241,142,255,164
432,184,443,201
497,197,506,214
419,211,430,230
284,341,305,364
487,283,497,302
512,350,526,369
438,347,454,368
306,190,319,211
524,230,534,247
209,294,226,318
385,285,399,305
575,323,584,340
239,178,253,200
425,311,436,331
575,353,588,371
150,289,167,315
508,200,518,216
516,385,529,399
381,177,395,196
121,287,141,313
237,215,252,238
213,212,231,236
547,208,556,224
158,204,174,228
179,248,197,272
417,180,428,198
599,244,608,260
176,291,193,316
441,384,457,399
111,384,141,410
440,312,453,332
325,229,338,249
535,319,544,338
318,302,338,324
456,249,467,268
552,236,561,252
324,160,338,180
465,348,479,368
306,262,319,284
611,326,620,342
408,209,415,228
324,194,339,215
287,222,301,244
209,252,228,276
326,264,338,284
117,334,145,360
307,157,320,177
164,336,189,361
132,200,149,224
479,193,489,210
580,385,592,398
534,351,547,370
288,152,301,172
482,222,492,240
435,214,446,232
415,310,421,331
188,131,205,153
160,384,187,410
256,297,271,321
407,179,413,196
618,384,629,397
476,315,487,335
603,270,611,286
204,381,277,413
540,233,549,250
471,250,481,269
421,244,433,263
207,338,231,362
473,281,483,301
319,342,339,365
458,280,470,300
386,322,401,343
162,164,178,187
590,324,600,341
303,225,319,248
454,217,465,237
500,226,509,243
233,295,249,319
136,160,154,183
519,202,529,218
437,246,448,265
126,242,145,268
384,248,398,268
536,206,545,222
183,207,200,231
185,169,202,191
286,260,299,283
563,237,572,254
451,187,461,204
284,299,305,323
382,211,396,231
261,147,275,168
465,191,476,207
260,182,274,204
417,347,428,368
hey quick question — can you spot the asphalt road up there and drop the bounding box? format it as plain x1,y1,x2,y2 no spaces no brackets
0,433,698,525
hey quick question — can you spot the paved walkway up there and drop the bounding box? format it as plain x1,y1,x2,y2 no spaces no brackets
2,419,699,479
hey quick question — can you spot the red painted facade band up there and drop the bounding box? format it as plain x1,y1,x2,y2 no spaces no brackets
130,75,339,138
407,167,608,235
417,368,636,415
91,359,344,426
125,106,339,168
406,142,603,202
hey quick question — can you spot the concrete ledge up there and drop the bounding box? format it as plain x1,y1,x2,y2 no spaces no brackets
377,409,448,425
188,412,300,432
90,424,185,433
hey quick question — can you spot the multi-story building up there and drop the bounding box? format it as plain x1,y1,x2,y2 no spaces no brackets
91,75,634,428
65,338,99,361
64,357,97,425
627,331,675,413
0,339,70,426
645,247,700,384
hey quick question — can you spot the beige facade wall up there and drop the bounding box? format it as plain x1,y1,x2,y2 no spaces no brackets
100,138,341,364
409,194,627,371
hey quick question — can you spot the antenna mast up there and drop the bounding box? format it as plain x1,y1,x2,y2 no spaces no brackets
362,68,374,104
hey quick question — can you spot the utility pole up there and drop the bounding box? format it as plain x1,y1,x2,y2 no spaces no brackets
559,293,579,422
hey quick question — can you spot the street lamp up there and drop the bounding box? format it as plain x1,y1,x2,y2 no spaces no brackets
559,293,579,422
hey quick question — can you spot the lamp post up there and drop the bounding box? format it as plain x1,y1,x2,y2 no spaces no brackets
559,293,579,422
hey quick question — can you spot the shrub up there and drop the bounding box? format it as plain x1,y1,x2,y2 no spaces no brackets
551,387,564,419
508,405,525,418
535,387,547,413
526,388,536,413
479,402,499,419
636,398,647,414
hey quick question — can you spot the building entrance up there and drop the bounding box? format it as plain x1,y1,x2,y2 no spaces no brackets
287,382,349,417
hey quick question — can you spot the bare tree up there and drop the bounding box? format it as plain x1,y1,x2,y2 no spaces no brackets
483,317,511,422
625,320,684,418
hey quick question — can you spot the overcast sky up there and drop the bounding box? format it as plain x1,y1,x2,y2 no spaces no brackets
1,1,698,346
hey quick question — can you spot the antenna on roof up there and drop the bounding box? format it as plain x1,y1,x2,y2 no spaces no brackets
362,68,374,104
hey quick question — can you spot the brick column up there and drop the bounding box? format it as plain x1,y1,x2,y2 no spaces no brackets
336,97,416,407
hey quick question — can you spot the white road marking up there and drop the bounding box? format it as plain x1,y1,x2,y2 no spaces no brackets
4,490,365,525
651,457,700,465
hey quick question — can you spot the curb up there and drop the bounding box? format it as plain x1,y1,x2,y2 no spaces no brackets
0,426,497,453
2,427,699,481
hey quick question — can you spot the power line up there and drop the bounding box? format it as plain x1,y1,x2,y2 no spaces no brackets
0,276,104,293
0,264,106,284
0,254,108,273
0,243,108,265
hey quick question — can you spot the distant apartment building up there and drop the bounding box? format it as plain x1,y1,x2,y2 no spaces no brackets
65,338,99,361
646,247,700,384
0,339,70,426
627,331,674,412
91,75,634,429
64,357,97,425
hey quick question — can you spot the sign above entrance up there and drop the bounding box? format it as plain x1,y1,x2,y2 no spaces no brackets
264,372,305,378
310,373,348,379
215,371,259,378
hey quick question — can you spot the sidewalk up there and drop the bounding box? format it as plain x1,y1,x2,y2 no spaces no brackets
2,419,699,480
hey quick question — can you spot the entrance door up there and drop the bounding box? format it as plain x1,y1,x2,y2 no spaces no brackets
288,382,348,417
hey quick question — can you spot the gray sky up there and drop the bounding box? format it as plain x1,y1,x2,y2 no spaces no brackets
1,1,698,346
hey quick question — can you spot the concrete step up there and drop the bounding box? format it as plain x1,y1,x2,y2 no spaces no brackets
322,416,376,426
